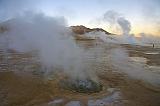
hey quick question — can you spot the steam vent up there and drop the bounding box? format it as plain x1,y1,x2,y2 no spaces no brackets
61,78,103,93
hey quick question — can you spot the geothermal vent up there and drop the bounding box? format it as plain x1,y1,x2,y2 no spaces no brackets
60,78,103,93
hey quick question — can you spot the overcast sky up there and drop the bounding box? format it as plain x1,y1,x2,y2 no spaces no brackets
0,0,160,35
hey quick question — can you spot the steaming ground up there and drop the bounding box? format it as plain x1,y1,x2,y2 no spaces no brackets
0,12,160,106
0,41,160,106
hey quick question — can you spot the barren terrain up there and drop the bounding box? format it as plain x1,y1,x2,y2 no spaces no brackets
0,41,160,106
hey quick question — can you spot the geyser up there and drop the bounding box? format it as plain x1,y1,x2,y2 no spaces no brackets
102,10,137,44
0,11,99,87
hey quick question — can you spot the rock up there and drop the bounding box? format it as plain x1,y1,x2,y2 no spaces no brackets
48,99,63,106
65,101,82,106
88,91,123,106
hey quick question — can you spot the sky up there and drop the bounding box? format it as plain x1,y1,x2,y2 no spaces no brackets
0,0,160,35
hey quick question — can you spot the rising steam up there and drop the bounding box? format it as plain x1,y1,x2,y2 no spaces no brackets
88,10,160,45
103,10,131,35
103,10,136,44
0,12,94,80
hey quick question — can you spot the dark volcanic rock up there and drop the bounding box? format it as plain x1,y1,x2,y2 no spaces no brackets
61,78,103,93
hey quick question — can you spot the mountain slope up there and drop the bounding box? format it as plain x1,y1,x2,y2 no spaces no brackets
70,25,113,35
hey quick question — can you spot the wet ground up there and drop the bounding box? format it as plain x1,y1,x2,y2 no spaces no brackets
0,42,160,106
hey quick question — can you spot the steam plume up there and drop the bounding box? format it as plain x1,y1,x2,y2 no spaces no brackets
0,12,93,80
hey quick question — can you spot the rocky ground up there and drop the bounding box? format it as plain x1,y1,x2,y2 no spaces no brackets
0,41,160,106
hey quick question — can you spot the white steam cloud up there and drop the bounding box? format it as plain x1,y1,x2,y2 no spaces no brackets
89,10,160,45
0,12,94,80
103,10,131,35
103,10,135,44
117,17,131,35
